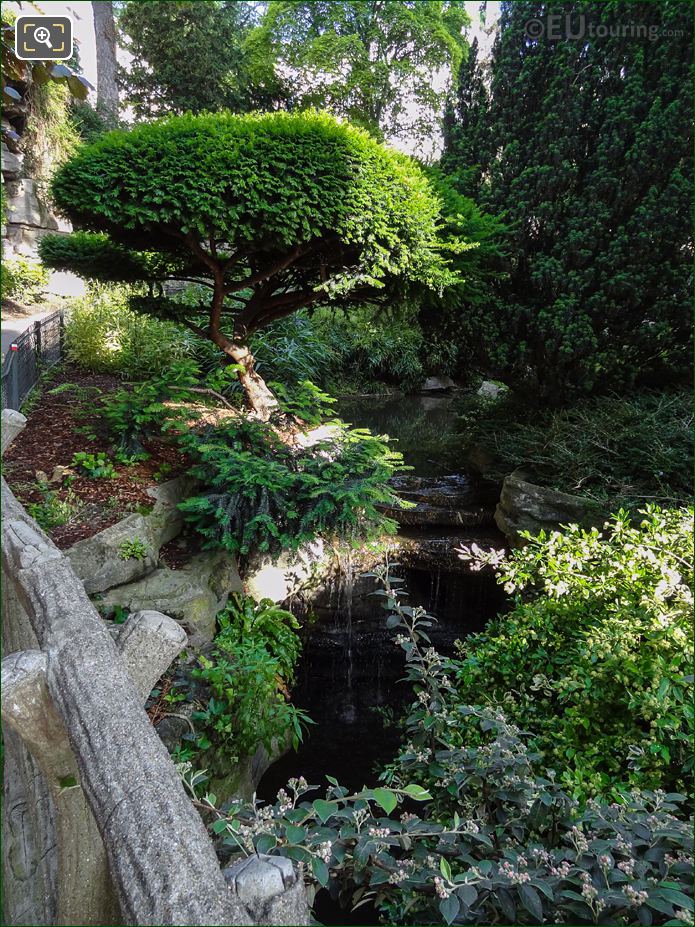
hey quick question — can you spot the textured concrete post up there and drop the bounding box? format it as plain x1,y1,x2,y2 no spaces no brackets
115,609,188,702
1,612,188,925
1,408,26,453
2,650,117,926
224,855,310,926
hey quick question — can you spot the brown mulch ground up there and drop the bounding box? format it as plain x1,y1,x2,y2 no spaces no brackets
159,533,200,570
4,365,187,549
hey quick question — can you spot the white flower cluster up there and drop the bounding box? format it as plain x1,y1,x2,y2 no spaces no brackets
568,825,589,853
498,860,531,884
580,873,605,912
317,841,332,863
434,876,451,899
622,885,648,907
287,776,308,791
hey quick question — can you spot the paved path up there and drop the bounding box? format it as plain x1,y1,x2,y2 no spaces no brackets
1,309,54,357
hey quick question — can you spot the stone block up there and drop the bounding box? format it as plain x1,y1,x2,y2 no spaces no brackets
494,472,591,543
98,551,242,646
1,142,23,178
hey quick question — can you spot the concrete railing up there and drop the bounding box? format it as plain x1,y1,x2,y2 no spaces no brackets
1,409,309,926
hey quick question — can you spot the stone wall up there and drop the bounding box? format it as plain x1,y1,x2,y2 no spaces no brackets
1,141,70,259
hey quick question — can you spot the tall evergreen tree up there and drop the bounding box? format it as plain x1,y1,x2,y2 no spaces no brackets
118,1,274,119
442,0,693,399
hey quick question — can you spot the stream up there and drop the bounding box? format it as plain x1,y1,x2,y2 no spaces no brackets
258,393,506,803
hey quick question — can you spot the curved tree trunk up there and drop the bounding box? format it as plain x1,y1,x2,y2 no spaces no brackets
92,1,119,124
224,342,280,422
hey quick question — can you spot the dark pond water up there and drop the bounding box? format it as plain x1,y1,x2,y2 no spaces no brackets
257,565,505,801
258,392,505,803
337,393,460,476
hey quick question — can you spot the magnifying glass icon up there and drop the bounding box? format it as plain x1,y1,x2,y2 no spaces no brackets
34,25,53,49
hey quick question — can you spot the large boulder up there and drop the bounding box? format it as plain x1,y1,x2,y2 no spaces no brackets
67,512,160,594
67,477,192,594
494,473,591,543
97,551,242,646
420,375,456,392
476,379,508,400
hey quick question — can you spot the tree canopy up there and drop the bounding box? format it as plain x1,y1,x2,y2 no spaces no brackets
40,110,455,418
249,1,470,148
117,1,269,119
441,0,693,399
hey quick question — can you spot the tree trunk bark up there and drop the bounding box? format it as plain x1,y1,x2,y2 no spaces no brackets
223,342,280,422
92,1,119,123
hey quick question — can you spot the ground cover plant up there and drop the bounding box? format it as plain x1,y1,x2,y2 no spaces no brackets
456,390,693,514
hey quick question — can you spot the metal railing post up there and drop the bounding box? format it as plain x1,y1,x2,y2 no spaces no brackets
34,318,42,363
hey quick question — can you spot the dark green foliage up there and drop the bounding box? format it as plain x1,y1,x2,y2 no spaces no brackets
313,306,428,392
415,170,510,383
198,567,693,925
270,380,337,426
177,417,405,556
457,506,694,798
190,595,310,759
100,360,203,452
250,315,334,388
117,1,268,119
441,0,693,398
457,390,693,512
250,1,469,145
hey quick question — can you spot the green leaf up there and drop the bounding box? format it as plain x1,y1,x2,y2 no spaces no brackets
311,857,329,886
373,788,398,815
401,783,432,801
519,884,544,921
285,824,307,843
439,895,460,925
255,834,277,854
657,890,693,912
312,800,335,823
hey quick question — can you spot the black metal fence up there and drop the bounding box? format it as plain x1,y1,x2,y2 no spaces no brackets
1,310,64,411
